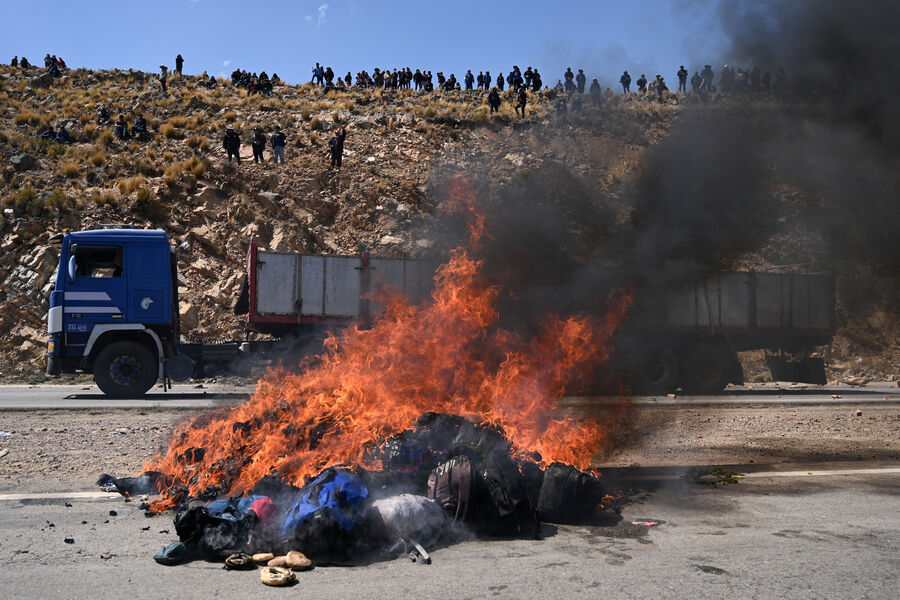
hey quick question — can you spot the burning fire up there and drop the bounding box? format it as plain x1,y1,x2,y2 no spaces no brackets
145,179,631,511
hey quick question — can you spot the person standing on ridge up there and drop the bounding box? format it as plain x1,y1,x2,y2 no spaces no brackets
620,70,631,93
159,65,168,93
589,78,602,106
175,54,184,75
636,74,647,93
677,65,688,93
576,69,586,93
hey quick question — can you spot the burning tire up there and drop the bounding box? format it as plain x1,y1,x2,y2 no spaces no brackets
633,345,679,395
682,342,732,394
93,340,157,398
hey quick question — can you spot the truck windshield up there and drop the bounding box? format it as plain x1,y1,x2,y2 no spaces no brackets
73,245,123,278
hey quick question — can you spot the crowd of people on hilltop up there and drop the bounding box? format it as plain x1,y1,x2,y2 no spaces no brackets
231,68,281,95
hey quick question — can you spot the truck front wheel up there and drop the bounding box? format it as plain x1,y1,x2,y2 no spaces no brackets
93,341,157,398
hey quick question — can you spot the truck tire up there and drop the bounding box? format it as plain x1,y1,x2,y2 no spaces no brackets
94,341,157,398
682,343,731,394
633,345,679,395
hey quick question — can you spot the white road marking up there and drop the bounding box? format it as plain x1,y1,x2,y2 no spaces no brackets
742,467,900,478
0,491,121,501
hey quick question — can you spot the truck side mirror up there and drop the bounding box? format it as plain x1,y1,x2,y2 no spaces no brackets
67,255,76,283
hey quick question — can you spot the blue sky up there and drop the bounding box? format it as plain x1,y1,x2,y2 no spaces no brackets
1,0,731,88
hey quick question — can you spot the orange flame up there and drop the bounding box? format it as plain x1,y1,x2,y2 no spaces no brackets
144,178,631,511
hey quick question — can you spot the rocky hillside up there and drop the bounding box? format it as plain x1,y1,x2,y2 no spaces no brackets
0,65,895,383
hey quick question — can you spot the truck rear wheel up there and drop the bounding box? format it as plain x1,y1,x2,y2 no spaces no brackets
94,341,157,398
682,343,731,394
633,345,679,395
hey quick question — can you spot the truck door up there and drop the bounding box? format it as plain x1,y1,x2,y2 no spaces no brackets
63,244,127,354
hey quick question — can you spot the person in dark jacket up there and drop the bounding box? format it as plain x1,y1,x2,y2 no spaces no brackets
271,126,286,164
620,70,631,93
20,57,30,68
251,127,266,163
55,125,70,143
677,65,688,93
487,87,501,113
175,54,183,75
328,126,347,169
132,112,148,139
159,65,168,92
589,78,602,106
575,69,586,93
465,70,474,90
10,56,17,67
496,72,504,91
691,71,702,92
515,88,527,117
223,126,241,163
636,74,647,93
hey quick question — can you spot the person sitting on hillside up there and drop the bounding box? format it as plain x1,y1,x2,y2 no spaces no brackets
97,106,111,125
11,56,17,67
48,61,60,78
44,54,53,68
57,56,66,69
272,73,282,85
132,112,148,139
39,125,56,140
20,56,30,68
55,124,70,143
223,126,241,163
206,75,217,89
488,87,501,113
114,114,129,140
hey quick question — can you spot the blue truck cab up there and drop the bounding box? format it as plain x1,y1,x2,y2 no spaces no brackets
46,229,192,397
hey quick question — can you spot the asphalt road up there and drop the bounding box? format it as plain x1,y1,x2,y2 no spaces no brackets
0,381,895,410
0,468,897,599
0,383,897,598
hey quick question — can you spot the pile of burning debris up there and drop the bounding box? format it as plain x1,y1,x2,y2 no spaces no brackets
99,413,605,584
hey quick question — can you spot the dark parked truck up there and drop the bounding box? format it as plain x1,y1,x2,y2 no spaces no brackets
618,271,835,394
45,228,834,397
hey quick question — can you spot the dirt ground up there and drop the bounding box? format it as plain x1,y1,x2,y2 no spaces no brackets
0,402,897,494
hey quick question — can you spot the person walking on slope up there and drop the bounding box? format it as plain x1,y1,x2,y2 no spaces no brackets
223,126,241,163
515,87,527,117
328,126,347,169
271,126,286,165
251,127,266,164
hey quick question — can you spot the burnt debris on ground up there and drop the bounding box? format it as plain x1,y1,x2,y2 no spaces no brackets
98,413,611,568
